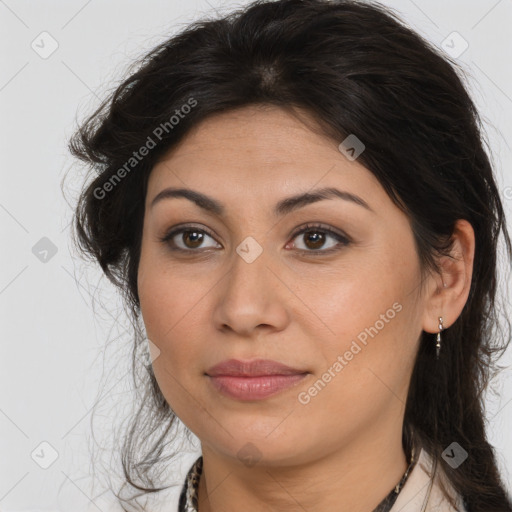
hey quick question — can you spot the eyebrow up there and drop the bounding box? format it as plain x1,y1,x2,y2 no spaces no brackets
150,186,374,216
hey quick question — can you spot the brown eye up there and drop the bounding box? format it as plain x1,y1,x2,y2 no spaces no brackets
160,226,221,252
302,231,327,250
181,229,205,249
289,224,351,255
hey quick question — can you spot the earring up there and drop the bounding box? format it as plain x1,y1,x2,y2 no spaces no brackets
436,317,443,360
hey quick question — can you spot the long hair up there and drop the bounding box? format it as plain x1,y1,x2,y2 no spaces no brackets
67,1,512,510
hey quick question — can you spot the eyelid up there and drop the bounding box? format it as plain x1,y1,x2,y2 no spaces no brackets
289,222,350,243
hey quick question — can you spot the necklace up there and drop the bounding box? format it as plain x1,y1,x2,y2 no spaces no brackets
372,444,417,512
179,444,419,512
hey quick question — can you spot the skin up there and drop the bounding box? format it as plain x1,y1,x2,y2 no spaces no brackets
137,105,475,512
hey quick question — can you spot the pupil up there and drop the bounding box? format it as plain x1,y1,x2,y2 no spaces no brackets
305,231,325,249
185,230,203,248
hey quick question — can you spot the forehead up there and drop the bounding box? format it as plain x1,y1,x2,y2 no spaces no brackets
146,105,385,211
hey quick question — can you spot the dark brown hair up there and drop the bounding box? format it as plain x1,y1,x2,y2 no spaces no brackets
67,0,512,510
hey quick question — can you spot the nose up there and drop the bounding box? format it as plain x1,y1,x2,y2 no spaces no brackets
212,240,290,338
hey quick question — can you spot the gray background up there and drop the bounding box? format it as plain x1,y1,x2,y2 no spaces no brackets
1,0,511,510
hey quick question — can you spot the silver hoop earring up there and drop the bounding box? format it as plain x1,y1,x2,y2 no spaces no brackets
436,317,444,360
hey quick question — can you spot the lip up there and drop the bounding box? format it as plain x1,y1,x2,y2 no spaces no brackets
206,359,309,401
206,358,307,377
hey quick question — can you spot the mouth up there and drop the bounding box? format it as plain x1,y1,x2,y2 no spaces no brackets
205,358,309,401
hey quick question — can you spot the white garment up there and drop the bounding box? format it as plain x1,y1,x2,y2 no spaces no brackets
390,447,466,512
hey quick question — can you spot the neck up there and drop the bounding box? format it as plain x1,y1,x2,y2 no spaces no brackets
196,423,409,512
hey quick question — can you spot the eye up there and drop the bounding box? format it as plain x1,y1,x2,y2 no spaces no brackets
159,222,351,255
287,223,351,255
159,224,221,252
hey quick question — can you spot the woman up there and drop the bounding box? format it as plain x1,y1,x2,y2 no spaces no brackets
68,0,512,510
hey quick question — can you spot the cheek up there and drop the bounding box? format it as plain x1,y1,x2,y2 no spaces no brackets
311,259,420,403
298,293,413,445
138,242,199,345
139,275,201,362
138,274,174,345
137,259,194,378
315,267,401,350
138,271,204,423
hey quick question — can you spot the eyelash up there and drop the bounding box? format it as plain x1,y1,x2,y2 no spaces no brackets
159,222,351,256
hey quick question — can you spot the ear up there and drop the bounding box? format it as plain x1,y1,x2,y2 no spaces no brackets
422,219,475,333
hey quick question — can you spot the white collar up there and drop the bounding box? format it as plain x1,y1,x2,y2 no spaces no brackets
390,447,466,512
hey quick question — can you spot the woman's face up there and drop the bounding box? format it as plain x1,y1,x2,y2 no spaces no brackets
137,105,431,466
